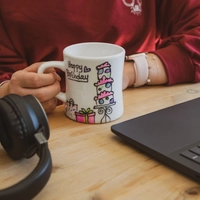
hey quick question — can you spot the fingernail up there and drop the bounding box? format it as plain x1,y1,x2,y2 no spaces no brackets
53,72,61,81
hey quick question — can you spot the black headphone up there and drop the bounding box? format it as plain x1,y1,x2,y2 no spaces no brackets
0,94,52,200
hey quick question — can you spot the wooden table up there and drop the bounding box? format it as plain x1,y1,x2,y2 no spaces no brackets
1,83,200,200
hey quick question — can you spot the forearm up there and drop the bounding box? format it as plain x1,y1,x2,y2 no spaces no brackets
146,53,168,85
123,53,168,89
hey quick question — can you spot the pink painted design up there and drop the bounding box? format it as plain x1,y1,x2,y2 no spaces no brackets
96,62,111,69
75,108,96,123
94,75,114,87
76,113,95,123
94,91,114,101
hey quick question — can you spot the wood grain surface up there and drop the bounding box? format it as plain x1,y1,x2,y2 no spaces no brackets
1,83,200,200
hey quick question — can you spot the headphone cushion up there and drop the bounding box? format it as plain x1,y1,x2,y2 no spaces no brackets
0,94,43,160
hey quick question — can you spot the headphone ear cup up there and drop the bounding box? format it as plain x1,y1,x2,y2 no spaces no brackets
0,94,49,160
0,97,27,160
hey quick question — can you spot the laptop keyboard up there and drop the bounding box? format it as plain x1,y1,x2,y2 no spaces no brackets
181,146,200,164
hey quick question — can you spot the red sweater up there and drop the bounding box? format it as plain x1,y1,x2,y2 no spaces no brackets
0,0,200,85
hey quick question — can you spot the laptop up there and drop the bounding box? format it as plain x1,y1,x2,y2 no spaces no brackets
111,97,200,182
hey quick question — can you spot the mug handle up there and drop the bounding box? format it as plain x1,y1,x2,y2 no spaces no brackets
37,61,67,102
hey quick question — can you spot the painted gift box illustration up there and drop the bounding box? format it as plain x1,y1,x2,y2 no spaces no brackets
75,108,96,124
66,98,96,124
65,98,78,120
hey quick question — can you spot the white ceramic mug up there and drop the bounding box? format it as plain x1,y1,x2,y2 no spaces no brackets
38,42,125,124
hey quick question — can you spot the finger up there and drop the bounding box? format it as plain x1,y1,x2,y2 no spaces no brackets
41,98,58,114
28,81,61,103
25,62,59,74
24,63,61,84
9,78,61,103
53,72,61,82
13,70,60,88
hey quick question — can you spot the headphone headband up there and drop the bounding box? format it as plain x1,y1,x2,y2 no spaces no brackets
0,141,52,200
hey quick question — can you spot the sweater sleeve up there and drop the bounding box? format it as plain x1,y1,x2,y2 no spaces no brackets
0,14,27,83
154,0,200,85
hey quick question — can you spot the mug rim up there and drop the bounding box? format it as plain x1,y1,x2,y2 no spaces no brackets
63,42,125,60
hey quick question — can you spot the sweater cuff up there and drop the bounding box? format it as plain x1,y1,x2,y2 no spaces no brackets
153,45,195,85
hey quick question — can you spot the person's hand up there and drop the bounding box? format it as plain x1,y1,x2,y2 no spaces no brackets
3,62,61,113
